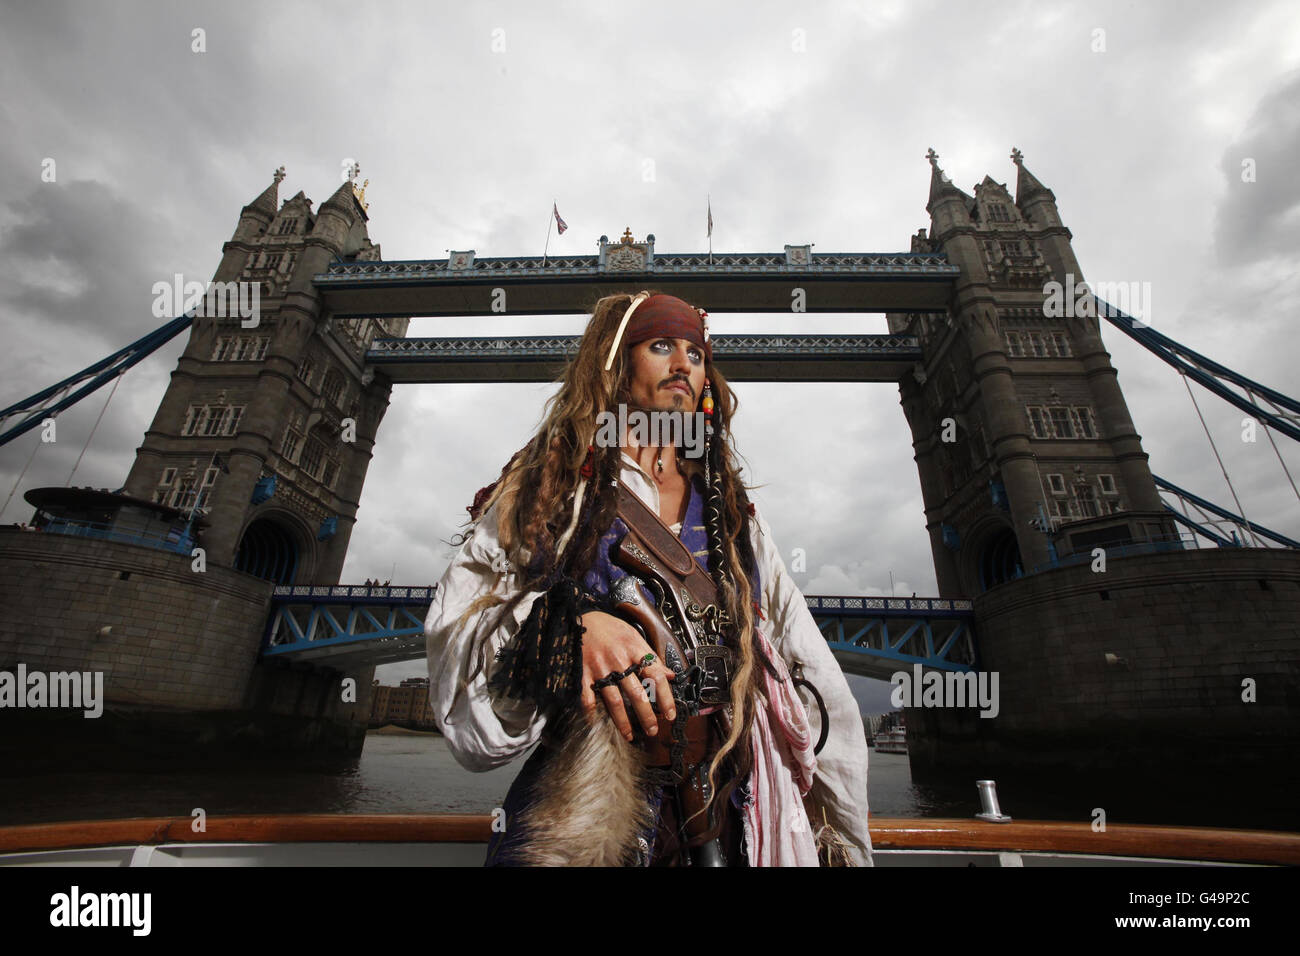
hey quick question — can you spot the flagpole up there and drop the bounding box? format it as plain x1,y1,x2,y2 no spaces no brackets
543,200,555,267
707,193,713,266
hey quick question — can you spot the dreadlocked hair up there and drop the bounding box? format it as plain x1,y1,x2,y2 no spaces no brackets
452,290,766,837
452,292,648,688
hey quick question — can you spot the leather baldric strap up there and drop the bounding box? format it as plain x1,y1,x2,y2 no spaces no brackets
615,483,718,611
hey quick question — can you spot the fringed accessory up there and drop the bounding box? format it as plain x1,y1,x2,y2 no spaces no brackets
510,709,653,866
488,576,599,712
812,808,857,867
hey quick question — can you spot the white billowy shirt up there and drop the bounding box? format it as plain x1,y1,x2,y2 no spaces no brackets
424,451,873,865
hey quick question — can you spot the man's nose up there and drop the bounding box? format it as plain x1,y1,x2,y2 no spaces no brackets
669,343,693,373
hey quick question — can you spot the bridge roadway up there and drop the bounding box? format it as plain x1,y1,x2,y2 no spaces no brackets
262,585,977,682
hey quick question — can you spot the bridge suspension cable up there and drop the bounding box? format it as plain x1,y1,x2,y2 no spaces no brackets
1,428,48,521
64,367,127,487
1247,382,1300,505
1177,366,1258,547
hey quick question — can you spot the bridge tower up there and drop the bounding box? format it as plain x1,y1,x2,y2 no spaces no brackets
123,168,408,585
889,150,1174,597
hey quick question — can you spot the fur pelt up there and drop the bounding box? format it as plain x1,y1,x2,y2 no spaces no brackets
512,711,653,866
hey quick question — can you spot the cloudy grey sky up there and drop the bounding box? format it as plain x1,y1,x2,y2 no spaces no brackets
2,1,1298,714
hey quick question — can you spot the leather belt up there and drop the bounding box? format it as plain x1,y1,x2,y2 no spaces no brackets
612,483,735,778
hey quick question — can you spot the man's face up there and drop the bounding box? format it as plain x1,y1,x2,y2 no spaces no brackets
626,336,707,412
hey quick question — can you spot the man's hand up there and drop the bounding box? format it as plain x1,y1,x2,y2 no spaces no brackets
579,610,676,741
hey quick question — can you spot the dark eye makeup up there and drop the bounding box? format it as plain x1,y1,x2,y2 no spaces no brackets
651,339,703,362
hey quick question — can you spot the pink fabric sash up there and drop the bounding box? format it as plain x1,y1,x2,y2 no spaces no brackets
741,627,820,866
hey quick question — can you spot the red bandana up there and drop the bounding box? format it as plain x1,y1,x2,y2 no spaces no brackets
622,294,712,361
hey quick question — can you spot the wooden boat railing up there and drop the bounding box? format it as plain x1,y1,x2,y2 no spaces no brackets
1,814,1297,864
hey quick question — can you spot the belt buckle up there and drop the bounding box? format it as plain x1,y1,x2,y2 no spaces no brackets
694,644,732,705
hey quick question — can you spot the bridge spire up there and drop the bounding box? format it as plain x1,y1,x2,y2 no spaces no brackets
1011,147,1055,205
925,147,974,215
243,165,285,218
322,173,369,221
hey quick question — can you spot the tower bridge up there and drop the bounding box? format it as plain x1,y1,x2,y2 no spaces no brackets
2,152,1297,782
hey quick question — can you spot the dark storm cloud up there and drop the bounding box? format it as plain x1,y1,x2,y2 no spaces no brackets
0,179,171,344
1213,69,1300,266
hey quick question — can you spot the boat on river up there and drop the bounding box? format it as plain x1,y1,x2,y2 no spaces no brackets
873,728,908,754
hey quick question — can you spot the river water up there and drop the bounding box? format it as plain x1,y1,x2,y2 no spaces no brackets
1,732,1293,833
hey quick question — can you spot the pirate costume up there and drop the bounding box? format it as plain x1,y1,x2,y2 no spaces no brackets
424,294,872,866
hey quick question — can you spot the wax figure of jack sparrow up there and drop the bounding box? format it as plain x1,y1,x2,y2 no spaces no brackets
424,291,872,866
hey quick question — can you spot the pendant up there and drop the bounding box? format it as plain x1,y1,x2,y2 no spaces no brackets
656,456,663,473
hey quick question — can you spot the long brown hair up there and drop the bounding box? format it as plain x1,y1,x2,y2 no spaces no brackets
453,290,766,834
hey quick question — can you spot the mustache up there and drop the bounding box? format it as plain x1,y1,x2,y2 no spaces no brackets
661,377,694,397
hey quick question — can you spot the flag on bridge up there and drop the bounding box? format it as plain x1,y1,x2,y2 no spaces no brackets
553,203,568,235
707,196,713,238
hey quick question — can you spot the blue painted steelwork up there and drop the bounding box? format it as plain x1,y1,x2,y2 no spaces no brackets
35,518,194,555
262,587,977,679
251,475,276,505
805,596,977,679
0,314,193,449
1027,532,1198,574
263,585,437,667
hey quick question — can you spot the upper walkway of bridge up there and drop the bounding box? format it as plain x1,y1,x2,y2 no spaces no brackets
312,249,960,318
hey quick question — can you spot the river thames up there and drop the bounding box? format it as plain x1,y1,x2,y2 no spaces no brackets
3,729,1294,835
